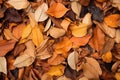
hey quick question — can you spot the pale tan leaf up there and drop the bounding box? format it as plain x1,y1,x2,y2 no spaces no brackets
49,27,66,38
44,18,51,32
14,40,35,68
71,1,81,17
61,18,71,31
57,75,71,80
115,29,120,43
35,2,48,22
41,73,53,80
67,51,78,70
4,29,18,41
0,57,7,74
7,0,29,10
79,77,88,80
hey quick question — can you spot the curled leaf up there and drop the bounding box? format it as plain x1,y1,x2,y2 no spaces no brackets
35,2,48,22
47,3,69,18
7,0,29,10
44,18,51,32
49,27,66,38
0,57,7,74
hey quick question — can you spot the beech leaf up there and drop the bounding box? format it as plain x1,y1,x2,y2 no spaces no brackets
115,29,120,43
44,18,51,32
35,2,48,22
47,3,69,18
0,57,7,74
7,0,29,10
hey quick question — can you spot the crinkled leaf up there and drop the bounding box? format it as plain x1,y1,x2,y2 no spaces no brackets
0,57,7,74
35,2,48,22
7,0,29,10
47,3,69,18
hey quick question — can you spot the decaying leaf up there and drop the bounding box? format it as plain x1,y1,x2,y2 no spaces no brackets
35,2,48,22
71,1,81,17
67,51,78,70
70,23,88,37
14,40,35,68
47,3,69,18
82,57,102,79
104,14,120,28
47,64,65,76
102,51,112,63
49,27,66,38
0,57,7,74
0,40,16,57
7,0,30,10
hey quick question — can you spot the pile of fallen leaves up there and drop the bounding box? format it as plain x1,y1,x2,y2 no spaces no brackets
0,0,120,80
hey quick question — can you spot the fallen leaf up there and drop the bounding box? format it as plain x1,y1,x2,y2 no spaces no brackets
31,25,44,47
13,40,35,68
79,0,90,6
44,18,51,32
61,18,71,31
0,0,2,4
0,40,16,57
35,2,48,22
115,29,120,43
89,26,105,51
47,3,69,18
67,51,78,70
57,75,71,80
7,0,30,10
115,73,120,80
104,14,120,28
0,57,7,74
112,0,120,10
102,51,112,63
49,27,66,38
41,73,53,80
13,23,26,39
82,57,102,79
70,34,92,48
47,64,65,76
70,23,88,37
79,77,88,80
96,0,106,2
111,61,120,72
21,24,32,40
71,1,81,17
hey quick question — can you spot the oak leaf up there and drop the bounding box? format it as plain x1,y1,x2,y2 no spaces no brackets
47,3,69,18
0,57,7,74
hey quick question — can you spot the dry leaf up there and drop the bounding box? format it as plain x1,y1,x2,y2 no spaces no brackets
70,23,88,37
14,40,35,68
49,27,66,38
35,2,48,22
115,29,120,43
115,73,120,80
21,24,32,40
89,26,105,51
57,75,71,80
47,65,65,76
79,77,88,80
31,25,44,47
0,0,2,4
102,51,112,63
82,57,102,79
61,18,71,31
111,61,120,72
71,1,81,17
96,0,106,2
44,18,51,32
104,14,120,28
7,0,29,10
67,51,78,70
47,3,69,18
41,73,53,80
4,29,18,41
13,23,26,39
112,0,120,10
0,40,16,57
0,57,7,74
70,34,92,48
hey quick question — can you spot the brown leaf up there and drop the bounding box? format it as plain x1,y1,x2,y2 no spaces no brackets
47,3,69,18
89,26,105,51
0,40,16,57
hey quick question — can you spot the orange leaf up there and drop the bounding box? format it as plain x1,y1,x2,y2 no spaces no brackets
0,40,16,57
104,14,120,28
102,51,112,63
47,3,69,18
70,34,92,48
89,26,105,51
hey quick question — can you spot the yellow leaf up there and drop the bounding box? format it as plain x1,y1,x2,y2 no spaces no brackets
21,24,32,39
31,26,44,47
102,51,112,63
115,73,120,80
47,3,69,18
47,65,65,76
70,23,88,37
